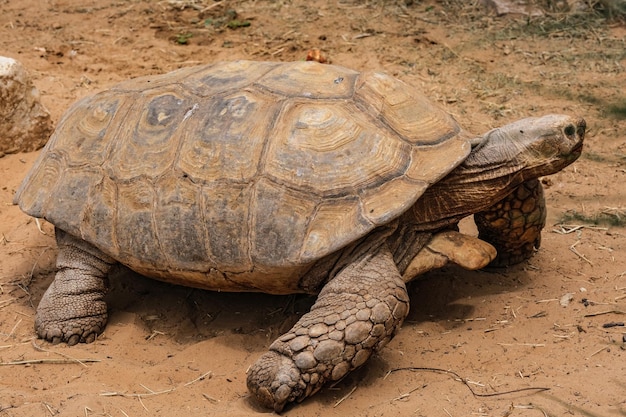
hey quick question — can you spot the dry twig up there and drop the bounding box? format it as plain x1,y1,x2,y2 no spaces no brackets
31,339,96,367
0,358,100,366
334,385,357,407
387,367,549,398
100,369,213,400
497,343,545,347
587,346,610,359
184,370,213,386
569,241,593,265
0,298,14,309
2,318,21,341
552,224,608,234
584,309,626,317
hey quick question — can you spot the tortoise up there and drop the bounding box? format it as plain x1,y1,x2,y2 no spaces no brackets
13,60,585,411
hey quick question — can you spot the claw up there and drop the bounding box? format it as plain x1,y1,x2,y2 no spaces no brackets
67,334,80,346
247,351,304,412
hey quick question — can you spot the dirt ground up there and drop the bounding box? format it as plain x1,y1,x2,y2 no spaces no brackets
1,0,625,416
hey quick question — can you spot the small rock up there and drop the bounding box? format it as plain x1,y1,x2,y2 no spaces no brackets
0,56,53,155
560,292,574,307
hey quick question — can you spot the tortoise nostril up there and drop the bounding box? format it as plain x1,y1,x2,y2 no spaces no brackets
564,124,576,137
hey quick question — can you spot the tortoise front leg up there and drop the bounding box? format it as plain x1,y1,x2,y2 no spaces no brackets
35,228,115,345
247,244,409,412
475,178,546,267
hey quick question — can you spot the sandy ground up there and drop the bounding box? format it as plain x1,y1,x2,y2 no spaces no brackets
1,1,625,416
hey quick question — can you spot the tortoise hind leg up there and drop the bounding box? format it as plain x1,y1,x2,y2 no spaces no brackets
247,244,409,412
475,178,546,267
35,228,115,345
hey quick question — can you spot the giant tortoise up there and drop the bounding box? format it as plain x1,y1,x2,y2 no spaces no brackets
14,60,585,411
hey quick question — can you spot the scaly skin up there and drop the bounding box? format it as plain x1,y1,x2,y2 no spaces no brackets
34,229,115,345
247,244,409,412
475,179,546,267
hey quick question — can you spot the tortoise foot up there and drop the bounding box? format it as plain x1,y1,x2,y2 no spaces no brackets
35,270,109,345
35,307,107,346
34,229,114,345
247,351,304,412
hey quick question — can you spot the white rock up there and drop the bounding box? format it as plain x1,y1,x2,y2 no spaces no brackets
560,292,574,307
0,56,53,155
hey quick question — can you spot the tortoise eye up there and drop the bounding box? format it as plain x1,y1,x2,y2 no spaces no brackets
564,124,576,137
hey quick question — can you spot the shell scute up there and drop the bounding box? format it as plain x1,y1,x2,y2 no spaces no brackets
256,61,358,99
154,174,209,270
201,182,252,271
114,179,161,268
48,168,102,238
355,72,460,145
52,92,126,167
81,176,118,255
406,140,471,184
301,196,371,262
15,151,64,217
105,87,194,181
251,178,318,265
360,176,429,225
264,101,411,197
176,91,275,183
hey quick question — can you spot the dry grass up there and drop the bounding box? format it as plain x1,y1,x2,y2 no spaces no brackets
559,208,626,226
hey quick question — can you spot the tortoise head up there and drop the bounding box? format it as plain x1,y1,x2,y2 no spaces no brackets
463,114,585,180
408,115,585,229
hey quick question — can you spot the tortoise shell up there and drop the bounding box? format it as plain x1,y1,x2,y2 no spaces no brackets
14,60,470,293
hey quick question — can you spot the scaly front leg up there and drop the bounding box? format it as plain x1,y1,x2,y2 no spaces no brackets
247,244,409,412
475,178,546,267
